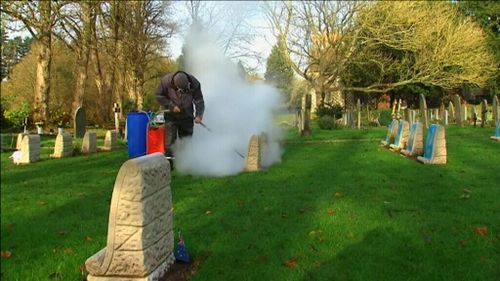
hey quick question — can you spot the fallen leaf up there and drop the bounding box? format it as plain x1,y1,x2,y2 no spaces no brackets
58,230,70,236
79,263,88,275
281,213,289,219
283,258,298,268
205,210,212,215
327,209,336,215
63,248,74,255
474,227,488,236
38,201,47,206
298,208,306,213
1,251,12,258
458,240,468,247
85,236,93,241
335,192,343,198
170,207,175,213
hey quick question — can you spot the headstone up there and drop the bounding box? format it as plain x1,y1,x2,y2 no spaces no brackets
74,106,86,138
389,120,410,152
404,108,411,124
356,99,361,129
380,119,399,147
391,99,397,118
102,130,119,151
300,94,312,137
16,133,26,150
463,103,468,123
50,133,73,158
81,131,97,154
444,110,448,126
481,99,488,128
453,94,462,127
401,122,424,157
419,94,429,128
113,102,121,133
417,124,447,164
18,135,41,164
85,153,174,281
490,120,500,141
245,134,261,172
448,101,455,123
411,110,416,125
439,103,446,124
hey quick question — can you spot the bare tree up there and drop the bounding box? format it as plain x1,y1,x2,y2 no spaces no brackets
1,1,67,123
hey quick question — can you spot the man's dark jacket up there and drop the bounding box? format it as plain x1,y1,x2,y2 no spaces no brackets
155,72,205,121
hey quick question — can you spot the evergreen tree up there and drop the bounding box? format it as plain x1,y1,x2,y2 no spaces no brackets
264,37,294,104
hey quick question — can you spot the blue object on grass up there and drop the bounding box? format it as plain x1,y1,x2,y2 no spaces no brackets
174,233,190,263
126,112,150,158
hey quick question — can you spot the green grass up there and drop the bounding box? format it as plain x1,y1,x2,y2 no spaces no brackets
1,124,499,281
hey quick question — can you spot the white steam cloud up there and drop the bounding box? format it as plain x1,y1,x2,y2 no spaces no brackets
173,28,284,176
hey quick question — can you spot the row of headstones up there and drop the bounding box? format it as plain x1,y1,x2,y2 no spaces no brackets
83,132,271,280
14,130,119,164
380,119,447,164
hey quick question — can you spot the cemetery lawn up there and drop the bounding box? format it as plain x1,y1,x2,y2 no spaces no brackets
1,125,499,281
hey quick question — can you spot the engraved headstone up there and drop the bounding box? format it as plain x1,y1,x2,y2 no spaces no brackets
245,135,261,172
380,119,399,147
417,124,447,164
389,120,410,152
19,135,41,164
85,153,174,281
453,94,462,127
419,94,428,128
74,106,86,138
401,122,424,157
50,133,73,158
81,131,97,154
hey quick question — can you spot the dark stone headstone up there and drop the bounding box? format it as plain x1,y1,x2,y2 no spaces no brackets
74,106,86,138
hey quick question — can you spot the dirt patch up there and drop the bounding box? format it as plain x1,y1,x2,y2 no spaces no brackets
159,251,212,281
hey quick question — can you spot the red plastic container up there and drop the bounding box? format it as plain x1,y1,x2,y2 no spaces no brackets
147,127,165,154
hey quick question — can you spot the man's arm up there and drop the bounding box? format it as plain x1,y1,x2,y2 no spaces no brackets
192,84,205,123
155,80,176,111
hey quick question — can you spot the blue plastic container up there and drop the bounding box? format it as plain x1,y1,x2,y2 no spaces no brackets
126,112,150,158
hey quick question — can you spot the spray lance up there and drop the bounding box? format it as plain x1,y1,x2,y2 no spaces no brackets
161,106,245,159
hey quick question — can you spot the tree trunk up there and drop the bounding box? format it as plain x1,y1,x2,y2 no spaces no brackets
33,1,52,123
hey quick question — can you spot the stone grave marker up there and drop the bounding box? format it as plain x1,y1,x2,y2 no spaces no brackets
245,134,261,172
389,120,410,152
417,124,447,164
18,135,41,164
490,120,500,141
102,130,119,151
300,94,312,137
419,94,428,128
16,133,27,150
380,119,399,147
85,153,174,281
74,106,86,138
481,99,488,128
448,101,455,123
50,133,73,158
444,110,448,126
439,103,446,124
81,131,97,154
401,122,424,157
453,94,462,127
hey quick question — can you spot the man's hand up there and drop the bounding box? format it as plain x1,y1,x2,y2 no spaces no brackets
194,116,202,124
173,106,181,113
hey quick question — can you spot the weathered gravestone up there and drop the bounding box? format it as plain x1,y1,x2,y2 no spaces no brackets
404,108,411,124
490,120,500,141
102,130,119,151
380,119,399,147
245,134,262,172
50,133,73,158
18,135,41,164
300,94,312,137
74,106,86,138
16,133,27,150
481,99,488,128
401,122,424,157
85,153,174,281
439,103,446,125
453,94,462,127
389,120,410,152
81,131,97,154
356,99,361,129
444,110,448,126
419,94,429,128
448,101,455,123
417,124,447,164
